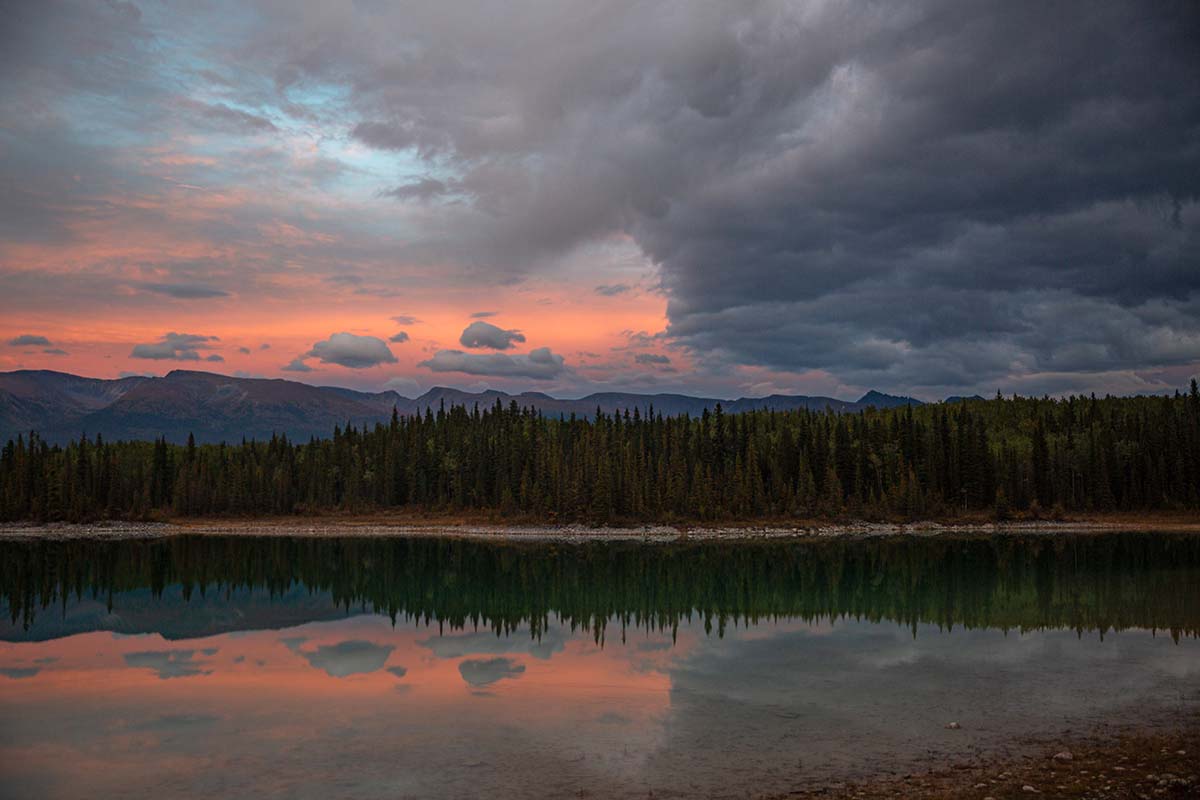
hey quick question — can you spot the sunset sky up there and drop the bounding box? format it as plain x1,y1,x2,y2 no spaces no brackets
1,1,1197,399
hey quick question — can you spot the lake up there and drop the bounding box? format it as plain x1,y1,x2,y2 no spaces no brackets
1,531,1198,799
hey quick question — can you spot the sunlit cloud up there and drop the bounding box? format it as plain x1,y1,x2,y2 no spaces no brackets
304,333,397,369
458,321,526,351
129,333,219,361
420,347,566,380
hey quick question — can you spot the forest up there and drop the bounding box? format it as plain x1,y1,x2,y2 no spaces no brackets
1,383,1198,523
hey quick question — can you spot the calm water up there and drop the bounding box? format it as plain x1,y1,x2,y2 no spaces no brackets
1,532,1198,799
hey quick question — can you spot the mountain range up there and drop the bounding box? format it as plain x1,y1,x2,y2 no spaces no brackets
0,369,926,445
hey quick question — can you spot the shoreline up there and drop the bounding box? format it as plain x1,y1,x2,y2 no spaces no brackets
772,714,1199,799
3,513,1200,541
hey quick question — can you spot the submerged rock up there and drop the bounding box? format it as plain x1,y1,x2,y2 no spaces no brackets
945,721,962,730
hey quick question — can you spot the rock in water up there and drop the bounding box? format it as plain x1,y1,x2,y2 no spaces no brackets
1053,751,1073,763
945,722,962,730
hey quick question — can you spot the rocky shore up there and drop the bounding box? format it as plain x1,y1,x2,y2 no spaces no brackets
773,718,1198,799
4,516,1195,542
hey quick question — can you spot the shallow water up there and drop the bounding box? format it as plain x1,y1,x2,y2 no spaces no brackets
1,532,1198,799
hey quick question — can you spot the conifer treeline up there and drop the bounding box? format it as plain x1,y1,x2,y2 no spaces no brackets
2,383,1199,522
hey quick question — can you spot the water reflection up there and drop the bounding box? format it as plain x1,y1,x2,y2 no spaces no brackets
4,532,1200,639
0,532,1198,799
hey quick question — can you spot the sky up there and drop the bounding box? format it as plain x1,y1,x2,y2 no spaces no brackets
1,1,1197,400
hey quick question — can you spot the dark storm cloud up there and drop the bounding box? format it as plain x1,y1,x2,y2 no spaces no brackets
621,2,1200,393
389,331,410,343
420,346,566,380
458,321,526,350
8,335,52,346
130,332,219,361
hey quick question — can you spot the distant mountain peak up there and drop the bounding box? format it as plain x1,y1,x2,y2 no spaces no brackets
856,390,924,408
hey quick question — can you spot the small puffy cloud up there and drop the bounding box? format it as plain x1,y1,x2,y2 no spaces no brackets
635,353,671,365
281,357,313,372
306,332,398,369
237,346,251,354
295,640,395,678
259,343,271,350
0,666,40,679
459,320,526,350
386,666,408,678
130,332,218,361
123,649,213,679
458,657,526,687
7,334,51,346
389,331,410,343
595,284,631,296
419,347,566,379
470,311,498,319
42,348,68,356
391,315,419,325
141,282,229,299
205,354,224,362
